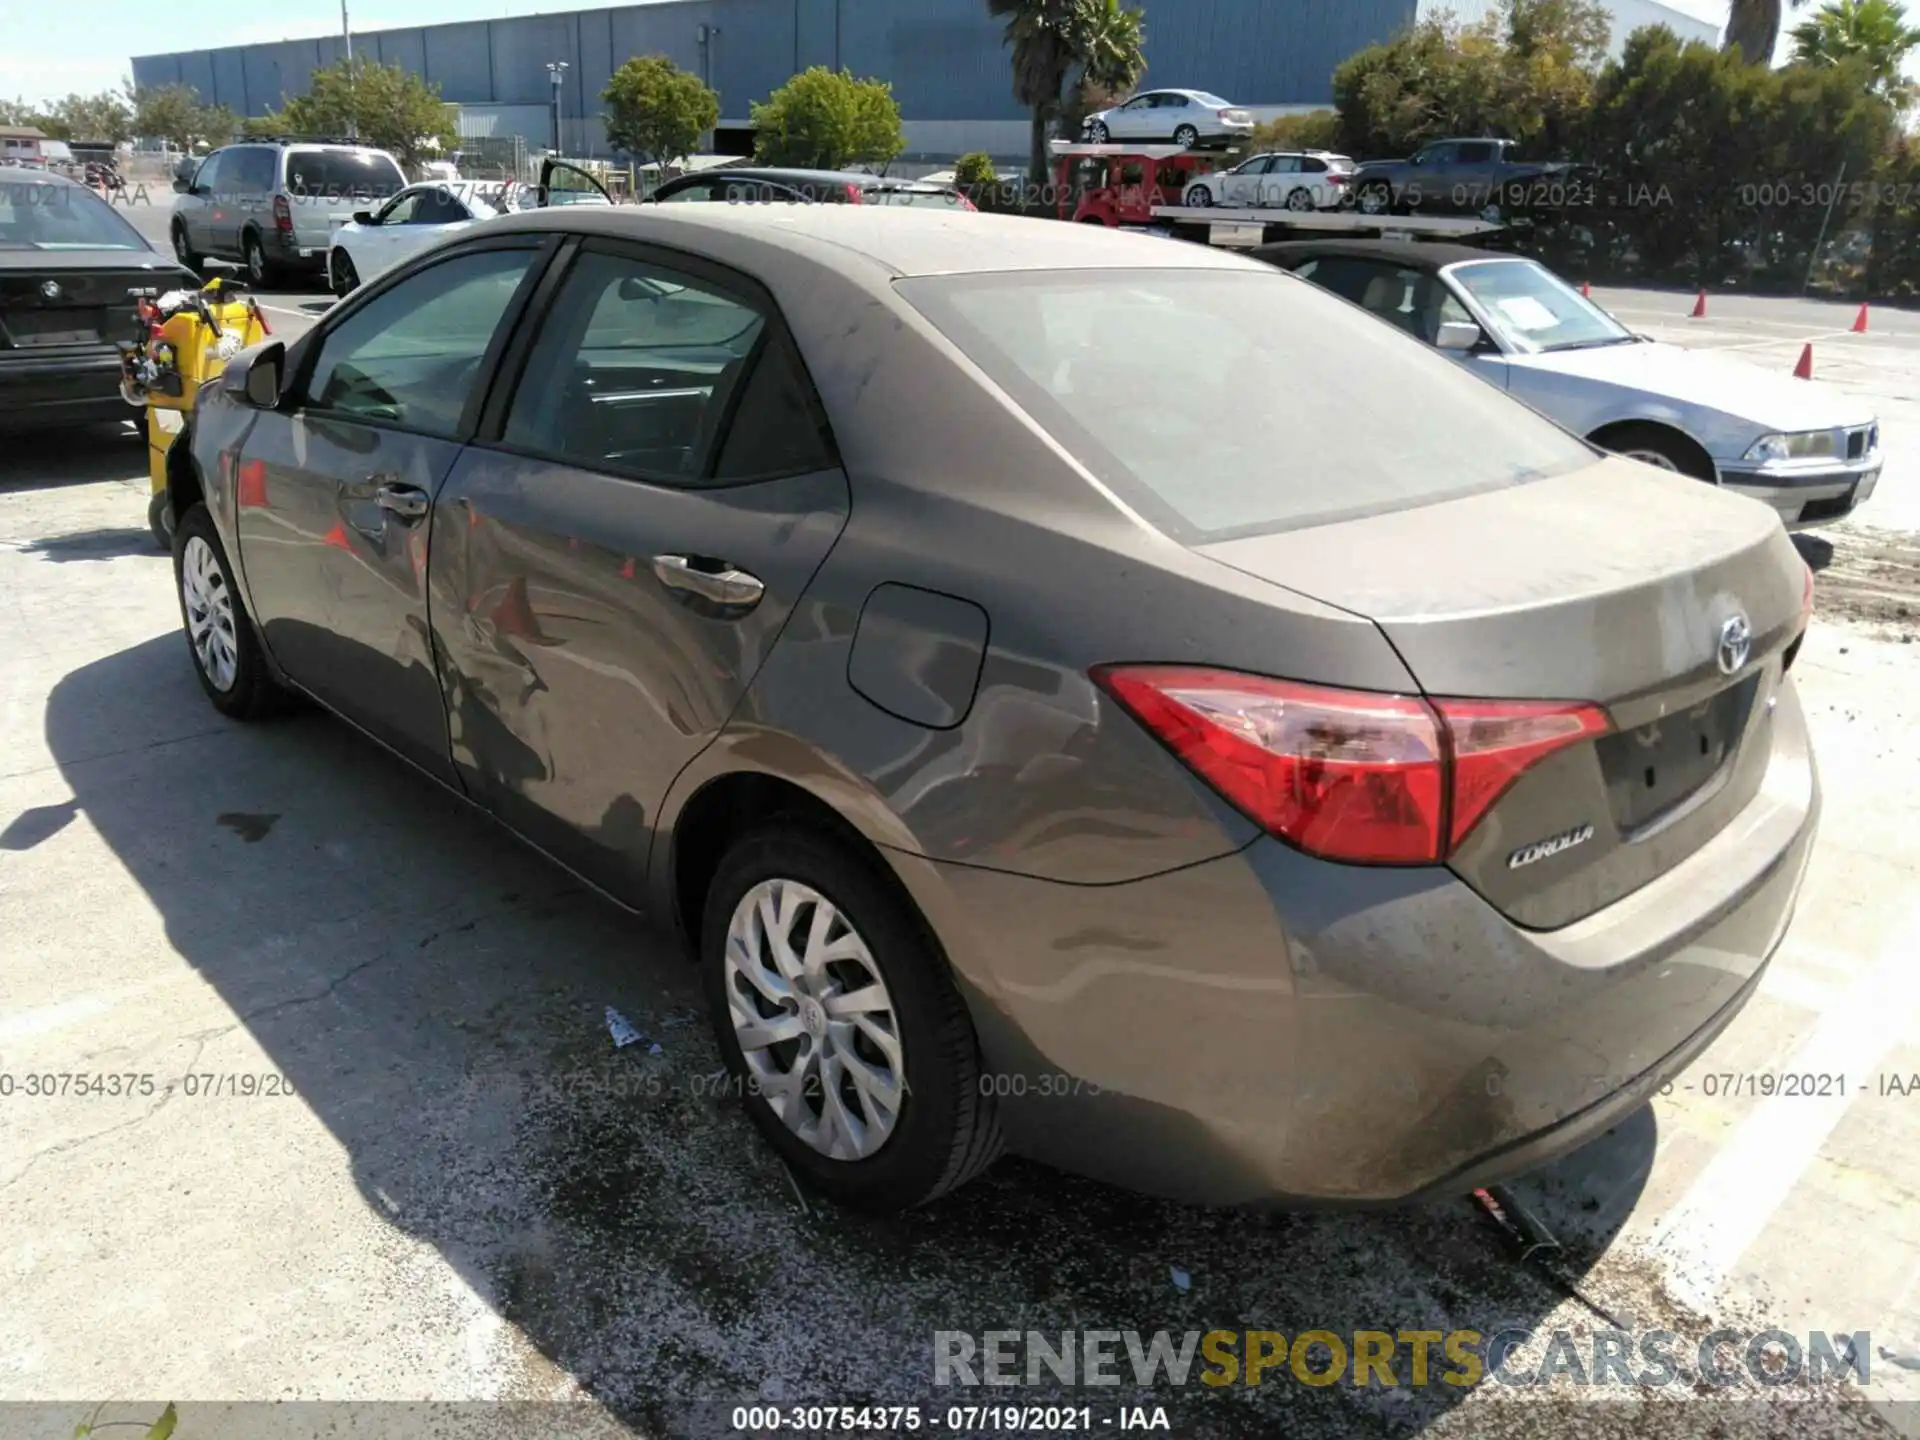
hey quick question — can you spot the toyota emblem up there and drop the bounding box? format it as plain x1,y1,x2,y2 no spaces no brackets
39,279,61,300
1717,613,1753,675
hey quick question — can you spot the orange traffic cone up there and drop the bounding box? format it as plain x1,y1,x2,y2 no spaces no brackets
490,574,547,642
1689,289,1707,319
321,520,351,551
1580,281,1592,298
1794,343,1814,380
1851,303,1869,334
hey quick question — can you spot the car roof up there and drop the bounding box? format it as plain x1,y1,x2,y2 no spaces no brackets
483,204,1261,284
670,166,892,187
1251,239,1516,271
1,167,82,189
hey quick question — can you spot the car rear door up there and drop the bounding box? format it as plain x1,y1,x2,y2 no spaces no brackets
426,237,849,904
232,237,549,782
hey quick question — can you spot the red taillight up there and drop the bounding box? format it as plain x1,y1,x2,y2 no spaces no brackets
1328,173,1349,185
1094,666,1611,866
272,194,293,232
956,192,978,211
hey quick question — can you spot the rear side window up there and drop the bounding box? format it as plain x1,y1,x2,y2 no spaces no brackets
285,149,406,201
896,268,1592,541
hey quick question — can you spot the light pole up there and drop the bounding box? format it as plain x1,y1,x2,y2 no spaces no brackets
342,0,356,139
546,60,569,156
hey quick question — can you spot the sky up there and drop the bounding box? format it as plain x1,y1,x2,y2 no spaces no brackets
0,1,1798,112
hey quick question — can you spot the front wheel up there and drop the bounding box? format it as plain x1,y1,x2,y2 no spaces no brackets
147,492,173,552
1594,423,1717,483
1184,185,1213,208
1172,124,1199,148
1087,121,1109,143
702,823,1003,1212
173,504,290,720
171,223,204,275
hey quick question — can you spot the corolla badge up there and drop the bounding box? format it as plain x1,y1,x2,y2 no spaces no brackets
39,279,61,299
1717,612,1753,676
1508,823,1595,870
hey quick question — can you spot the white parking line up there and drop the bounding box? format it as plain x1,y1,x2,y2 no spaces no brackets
1647,901,1920,1312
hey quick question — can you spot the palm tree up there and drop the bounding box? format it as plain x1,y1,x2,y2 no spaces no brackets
1074,0,1148,99
1725,0,1812,63
1789,0,1920,103
988,0,1083,191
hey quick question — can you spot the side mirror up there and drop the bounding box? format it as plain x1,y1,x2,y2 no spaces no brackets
222,341,286,410
352,209,375,226
171,177,189,194
1435,320,1484,352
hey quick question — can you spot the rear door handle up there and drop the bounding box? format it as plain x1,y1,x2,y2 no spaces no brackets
375,482,430,521
650,554,764,611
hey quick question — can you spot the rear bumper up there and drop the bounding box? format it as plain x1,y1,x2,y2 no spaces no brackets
264,228,328,272
892,678,1819,1207
0,349,130,431
1719,456,1881,531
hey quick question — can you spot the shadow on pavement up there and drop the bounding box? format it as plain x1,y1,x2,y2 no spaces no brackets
16,527,159,563
0,426,145,495
46,633,1653,1440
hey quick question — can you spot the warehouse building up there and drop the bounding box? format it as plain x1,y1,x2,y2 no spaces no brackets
130,0,1718,164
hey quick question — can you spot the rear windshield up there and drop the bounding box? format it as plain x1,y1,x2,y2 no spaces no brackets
0,179,147,250
1190,93,1232,108
896,268,1593,541
284,149,406,201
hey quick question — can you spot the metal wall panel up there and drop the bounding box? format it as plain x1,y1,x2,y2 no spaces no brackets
423,23,497,103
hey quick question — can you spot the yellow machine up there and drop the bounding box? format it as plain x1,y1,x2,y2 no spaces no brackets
119,278,271,550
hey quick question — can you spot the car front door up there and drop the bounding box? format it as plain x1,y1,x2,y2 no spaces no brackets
1451,141,1498,211
182,150,227,257
1407,143,1453,208
426,238,850,904
356,187,423,273
233,239,548,781
1111,94,1156,139
1221,156,1270,205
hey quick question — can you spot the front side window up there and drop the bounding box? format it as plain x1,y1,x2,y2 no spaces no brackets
501,249,775,483
377,191,422,225
301,246,535,435
896,267,1592,540
658,179,718,203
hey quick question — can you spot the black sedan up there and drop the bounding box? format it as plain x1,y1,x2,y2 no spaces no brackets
0,170,198,432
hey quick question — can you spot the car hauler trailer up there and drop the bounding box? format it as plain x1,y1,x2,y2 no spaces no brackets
1147,206,1504,249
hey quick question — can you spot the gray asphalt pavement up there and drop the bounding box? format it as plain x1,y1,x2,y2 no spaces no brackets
3,190,1917,1440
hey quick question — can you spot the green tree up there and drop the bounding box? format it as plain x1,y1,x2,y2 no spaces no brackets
1236,108,1343,157
1726,0,1813,63
51,89,135,142
988,0,1146,190
131,84,233,149
275,57,457,168
1505,0,1612,67
603,54,719,169
1790,0,1920,104
749,66,904,170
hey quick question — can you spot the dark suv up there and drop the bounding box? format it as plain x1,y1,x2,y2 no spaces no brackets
171,141,407,284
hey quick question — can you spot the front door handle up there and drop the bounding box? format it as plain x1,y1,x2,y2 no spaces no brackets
650,554,764,611
376,482,430,521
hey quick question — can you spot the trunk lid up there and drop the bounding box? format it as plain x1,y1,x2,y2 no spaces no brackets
0,251,187,351
1199,456,1807,929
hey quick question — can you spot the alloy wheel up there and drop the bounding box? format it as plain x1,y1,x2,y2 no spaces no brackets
1089,122,1109,143
1623,448,1681,472
1358,184,1390,215
1173,125,1198,148
1287,188,1314,212
246,238,266,285
724,877,904,1162
181,535,239,693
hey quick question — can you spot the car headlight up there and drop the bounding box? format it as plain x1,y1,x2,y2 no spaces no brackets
1743,431,1838,462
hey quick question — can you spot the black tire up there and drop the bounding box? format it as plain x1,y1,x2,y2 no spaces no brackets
1088,121,1109,143
1357,181,1395,216
701,822,1003,1213
171,222,204,275
1592,423,1717,483
172,503,290,720
330,249,359,297
1172,124,1199,148
147,491,173,552
242,231,276,288
1285,187,1315,212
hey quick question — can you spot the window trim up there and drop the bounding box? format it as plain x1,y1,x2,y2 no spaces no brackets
473,233,840,491
286,233,557,443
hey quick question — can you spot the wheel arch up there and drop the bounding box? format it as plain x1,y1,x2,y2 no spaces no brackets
1586,417,1719,482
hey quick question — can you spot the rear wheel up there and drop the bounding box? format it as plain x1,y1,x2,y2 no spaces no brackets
1357,181,1394,216
330,249,359,297
173,504,289,720
243,231,277,288
1172,124,1199,148
701,823,1002,1212
1286,187,1315,212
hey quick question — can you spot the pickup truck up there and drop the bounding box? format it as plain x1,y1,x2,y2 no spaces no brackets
1346,138,1592,218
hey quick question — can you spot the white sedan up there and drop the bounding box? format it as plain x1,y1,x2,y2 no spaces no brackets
1082,89,1254,148
326,181,519,295
1182,150,1355,211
